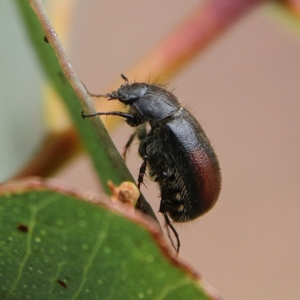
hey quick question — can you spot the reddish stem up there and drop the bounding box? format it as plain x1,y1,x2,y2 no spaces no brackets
133,0,267,81
13,0,267,179
12,129,81,179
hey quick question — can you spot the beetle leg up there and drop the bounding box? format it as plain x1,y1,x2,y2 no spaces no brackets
122,132,137,161
81,110,137,123
162,212,180,254
160,199,180,253
137,156,148,189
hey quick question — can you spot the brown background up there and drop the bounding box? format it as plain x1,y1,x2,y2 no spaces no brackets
57,1,300,299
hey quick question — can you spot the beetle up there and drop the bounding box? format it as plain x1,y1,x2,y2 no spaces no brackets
82,74,221,252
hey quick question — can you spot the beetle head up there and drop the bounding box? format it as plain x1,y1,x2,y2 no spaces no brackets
108,83,148,104
107,75,181,121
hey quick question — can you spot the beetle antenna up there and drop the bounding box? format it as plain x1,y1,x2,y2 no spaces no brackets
81,81,108,98
121,74,129,82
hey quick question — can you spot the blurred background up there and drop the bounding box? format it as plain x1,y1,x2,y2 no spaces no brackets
2,1,300,299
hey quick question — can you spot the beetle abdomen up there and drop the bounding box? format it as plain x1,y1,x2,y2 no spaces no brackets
158,108,221,222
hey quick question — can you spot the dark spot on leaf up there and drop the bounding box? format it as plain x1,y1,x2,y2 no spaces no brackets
17,224,28,233
57,280,67,289
44,36,49,43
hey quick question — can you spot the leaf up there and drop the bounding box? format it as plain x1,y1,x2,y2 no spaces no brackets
0,179,220,300
13,0,131,192
13,0,156,220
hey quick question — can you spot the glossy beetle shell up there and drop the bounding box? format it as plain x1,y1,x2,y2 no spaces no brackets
109,81,221,222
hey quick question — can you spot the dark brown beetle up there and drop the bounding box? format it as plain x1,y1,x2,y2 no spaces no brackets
82,75,221,252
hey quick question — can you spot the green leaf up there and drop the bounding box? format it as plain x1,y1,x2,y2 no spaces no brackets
13,0,131,192
13,0,156,219
0,180,215,300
